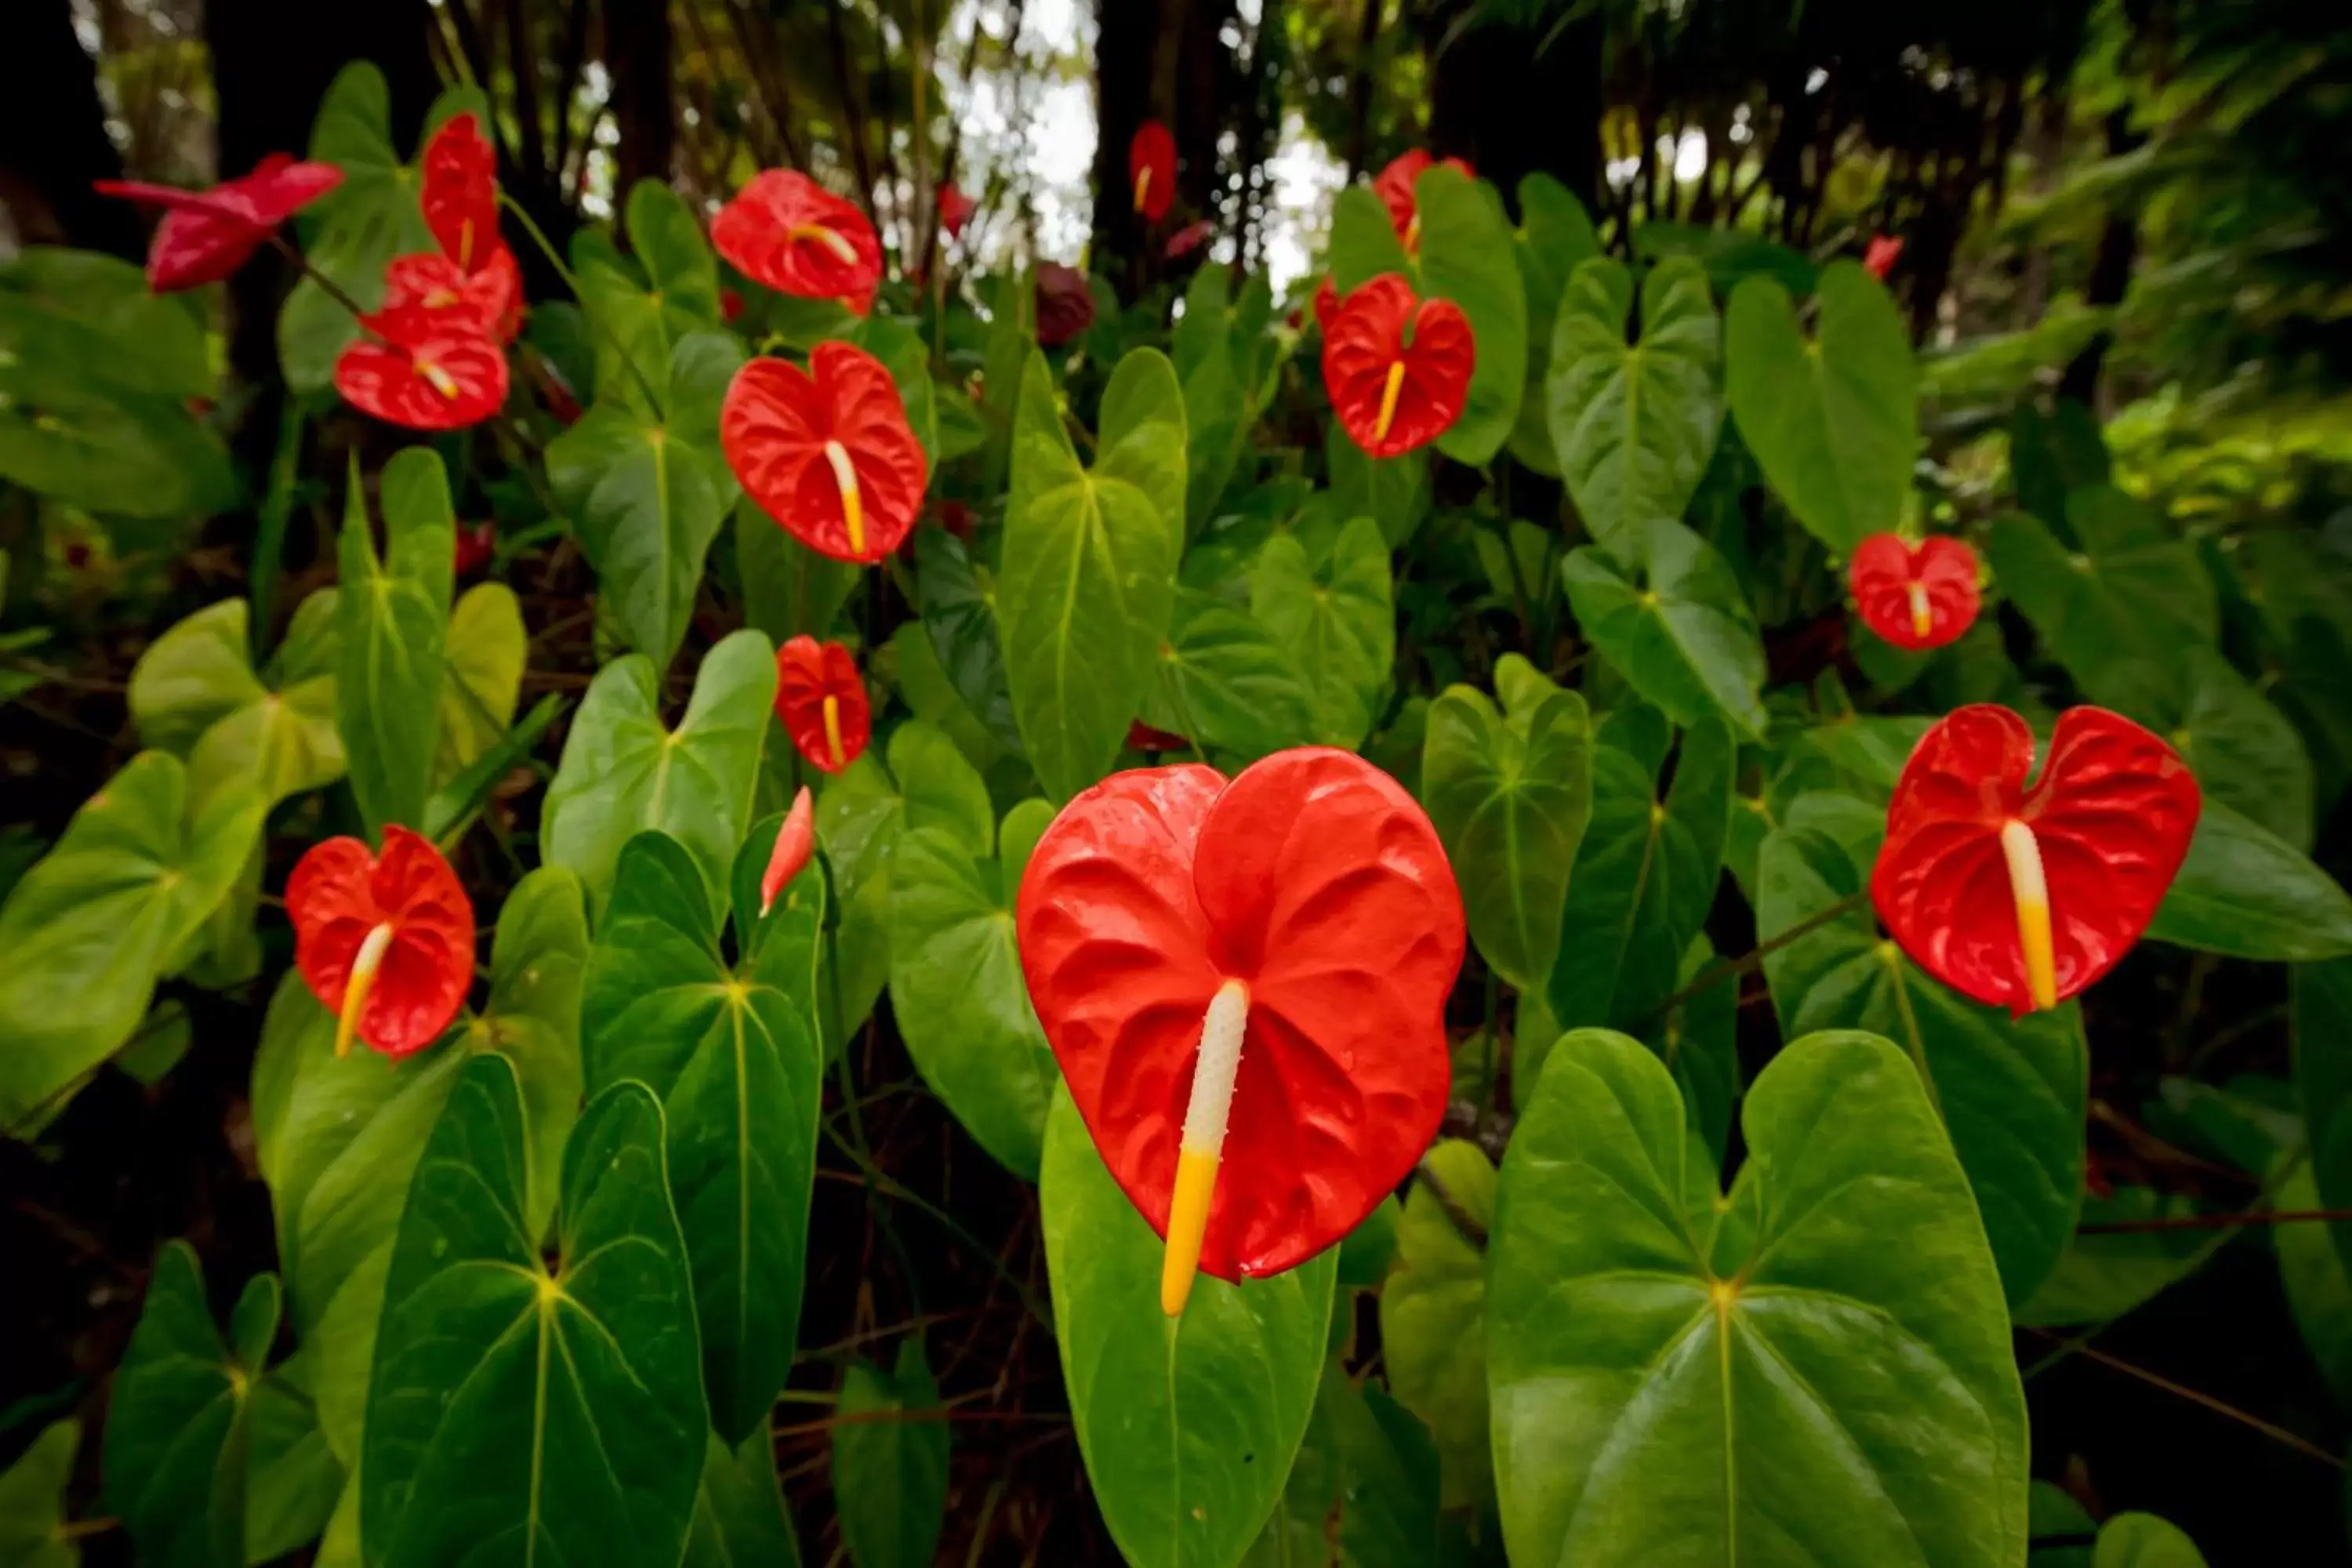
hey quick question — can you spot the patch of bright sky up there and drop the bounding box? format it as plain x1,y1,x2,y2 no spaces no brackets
944,0,1342,296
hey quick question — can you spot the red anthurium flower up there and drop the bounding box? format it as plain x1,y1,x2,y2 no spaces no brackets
1130,121,1176,222
938,181,977,241
374,252,504,340
419,114,524,341
1324,274,1474,459
334,293,510,433
1372,149,1473,256
96,153,343,292
1018,748,1465,1316
1312,274,1339,334
1165,220,1215,260
760,787,816,916
289,825,477,1060
723,342,927,564
1849,533,1980,652
1035,263,1096,348
1872,705,2201,1018
712,170,885,316
1127,720,1189,753
1864,234,1904,281
774,635,871,775
721,287,746,325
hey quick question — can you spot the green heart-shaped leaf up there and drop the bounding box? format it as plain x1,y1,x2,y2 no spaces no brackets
1984,488,2216,701
0,752,265,1134
361,1056,708,1567
1414,166,1526,467
583,828,825,1443
546,626,777,919
336,448,454,836
1379,1139,1495,1511
1725,260,1916,552
1547,257,1722,558
684,1431,801,1568
1563,518,1768,741
1040,1086,1334,1568
0,1417,80,1568
888,800,1059,1180
130,597,345,811
832,1339,949,1568
104,1244,278,1568
547,332,745,670
2148,798,2352,960
1421,678,1594,993
1490,1029,2027,1565
1546,723,1731,1033
1251,515,1395,750
1145,590,1316,762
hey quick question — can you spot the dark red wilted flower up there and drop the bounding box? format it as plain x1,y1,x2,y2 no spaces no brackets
1036,263,1095,348
1323,274,1474,459
1126,720,1189,753
1017,750,1465,1315
1849,533,1980,652
935,499,976,543
1165,220,1215,260
713,170,884,315
938,181,978,241
96,154,343,292
289,825,477,1060
334,274,510,434
453,521,495,577
774,636,870,775
1872,705,2201,1018
760,787,816,916
1372,149,1473,256
1864,234,1904,281
420,114,524,341
723,342,928,564
1130,121,1176,222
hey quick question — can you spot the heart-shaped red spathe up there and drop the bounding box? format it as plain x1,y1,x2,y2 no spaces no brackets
1848,532,1980,652
419,114,525,340
334,310,510,432
722,342,929,563
96,153,343,292
712,170,884,314
774,635,870,775
1871,705,2201,1016
1324,273,1475,459
1130,121,1176,221
1017,748,1466,1282
288,825,477,1058
1371,149,1472,253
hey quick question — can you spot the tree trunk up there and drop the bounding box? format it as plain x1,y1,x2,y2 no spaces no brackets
0,0,143,259
609,0,677,203
1091,0,1165,283
1421,3,1604,215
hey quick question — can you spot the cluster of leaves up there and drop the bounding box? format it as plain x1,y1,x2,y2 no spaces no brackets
8,44,2352,1568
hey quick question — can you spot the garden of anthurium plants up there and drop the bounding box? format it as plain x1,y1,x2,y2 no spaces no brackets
5,2,2352,1565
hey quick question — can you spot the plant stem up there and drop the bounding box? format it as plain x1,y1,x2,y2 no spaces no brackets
267,233,372,320
497,191,666,414
1641,890,1873,1024
2021,1327,2344,1469
2078,1207,2352,1236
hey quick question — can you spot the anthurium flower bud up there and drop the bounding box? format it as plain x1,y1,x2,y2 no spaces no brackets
1847,533,1980,651
1871,705,2201,1017
1017,748,1465,1316
288,825,476,1059
774,636,870,775
760,788,817,918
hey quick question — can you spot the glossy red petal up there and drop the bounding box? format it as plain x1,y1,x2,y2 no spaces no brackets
1130,121,1177,222
938,181,977,240
422,112,502,273
774,636,871,775
1018,750,1464,1282
1127,720,1190,753
374,252,501,340
100,155,340,292
288,826,476,1058
711,170,884,310
1312,274,1339,333
721,344,927,564
334,330,509,432
1323,274,1475,459
1370,150,1472,246
1848,532,1980,652
1872,705,2201,1015
1864,234,1905,281
761,787,817,915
